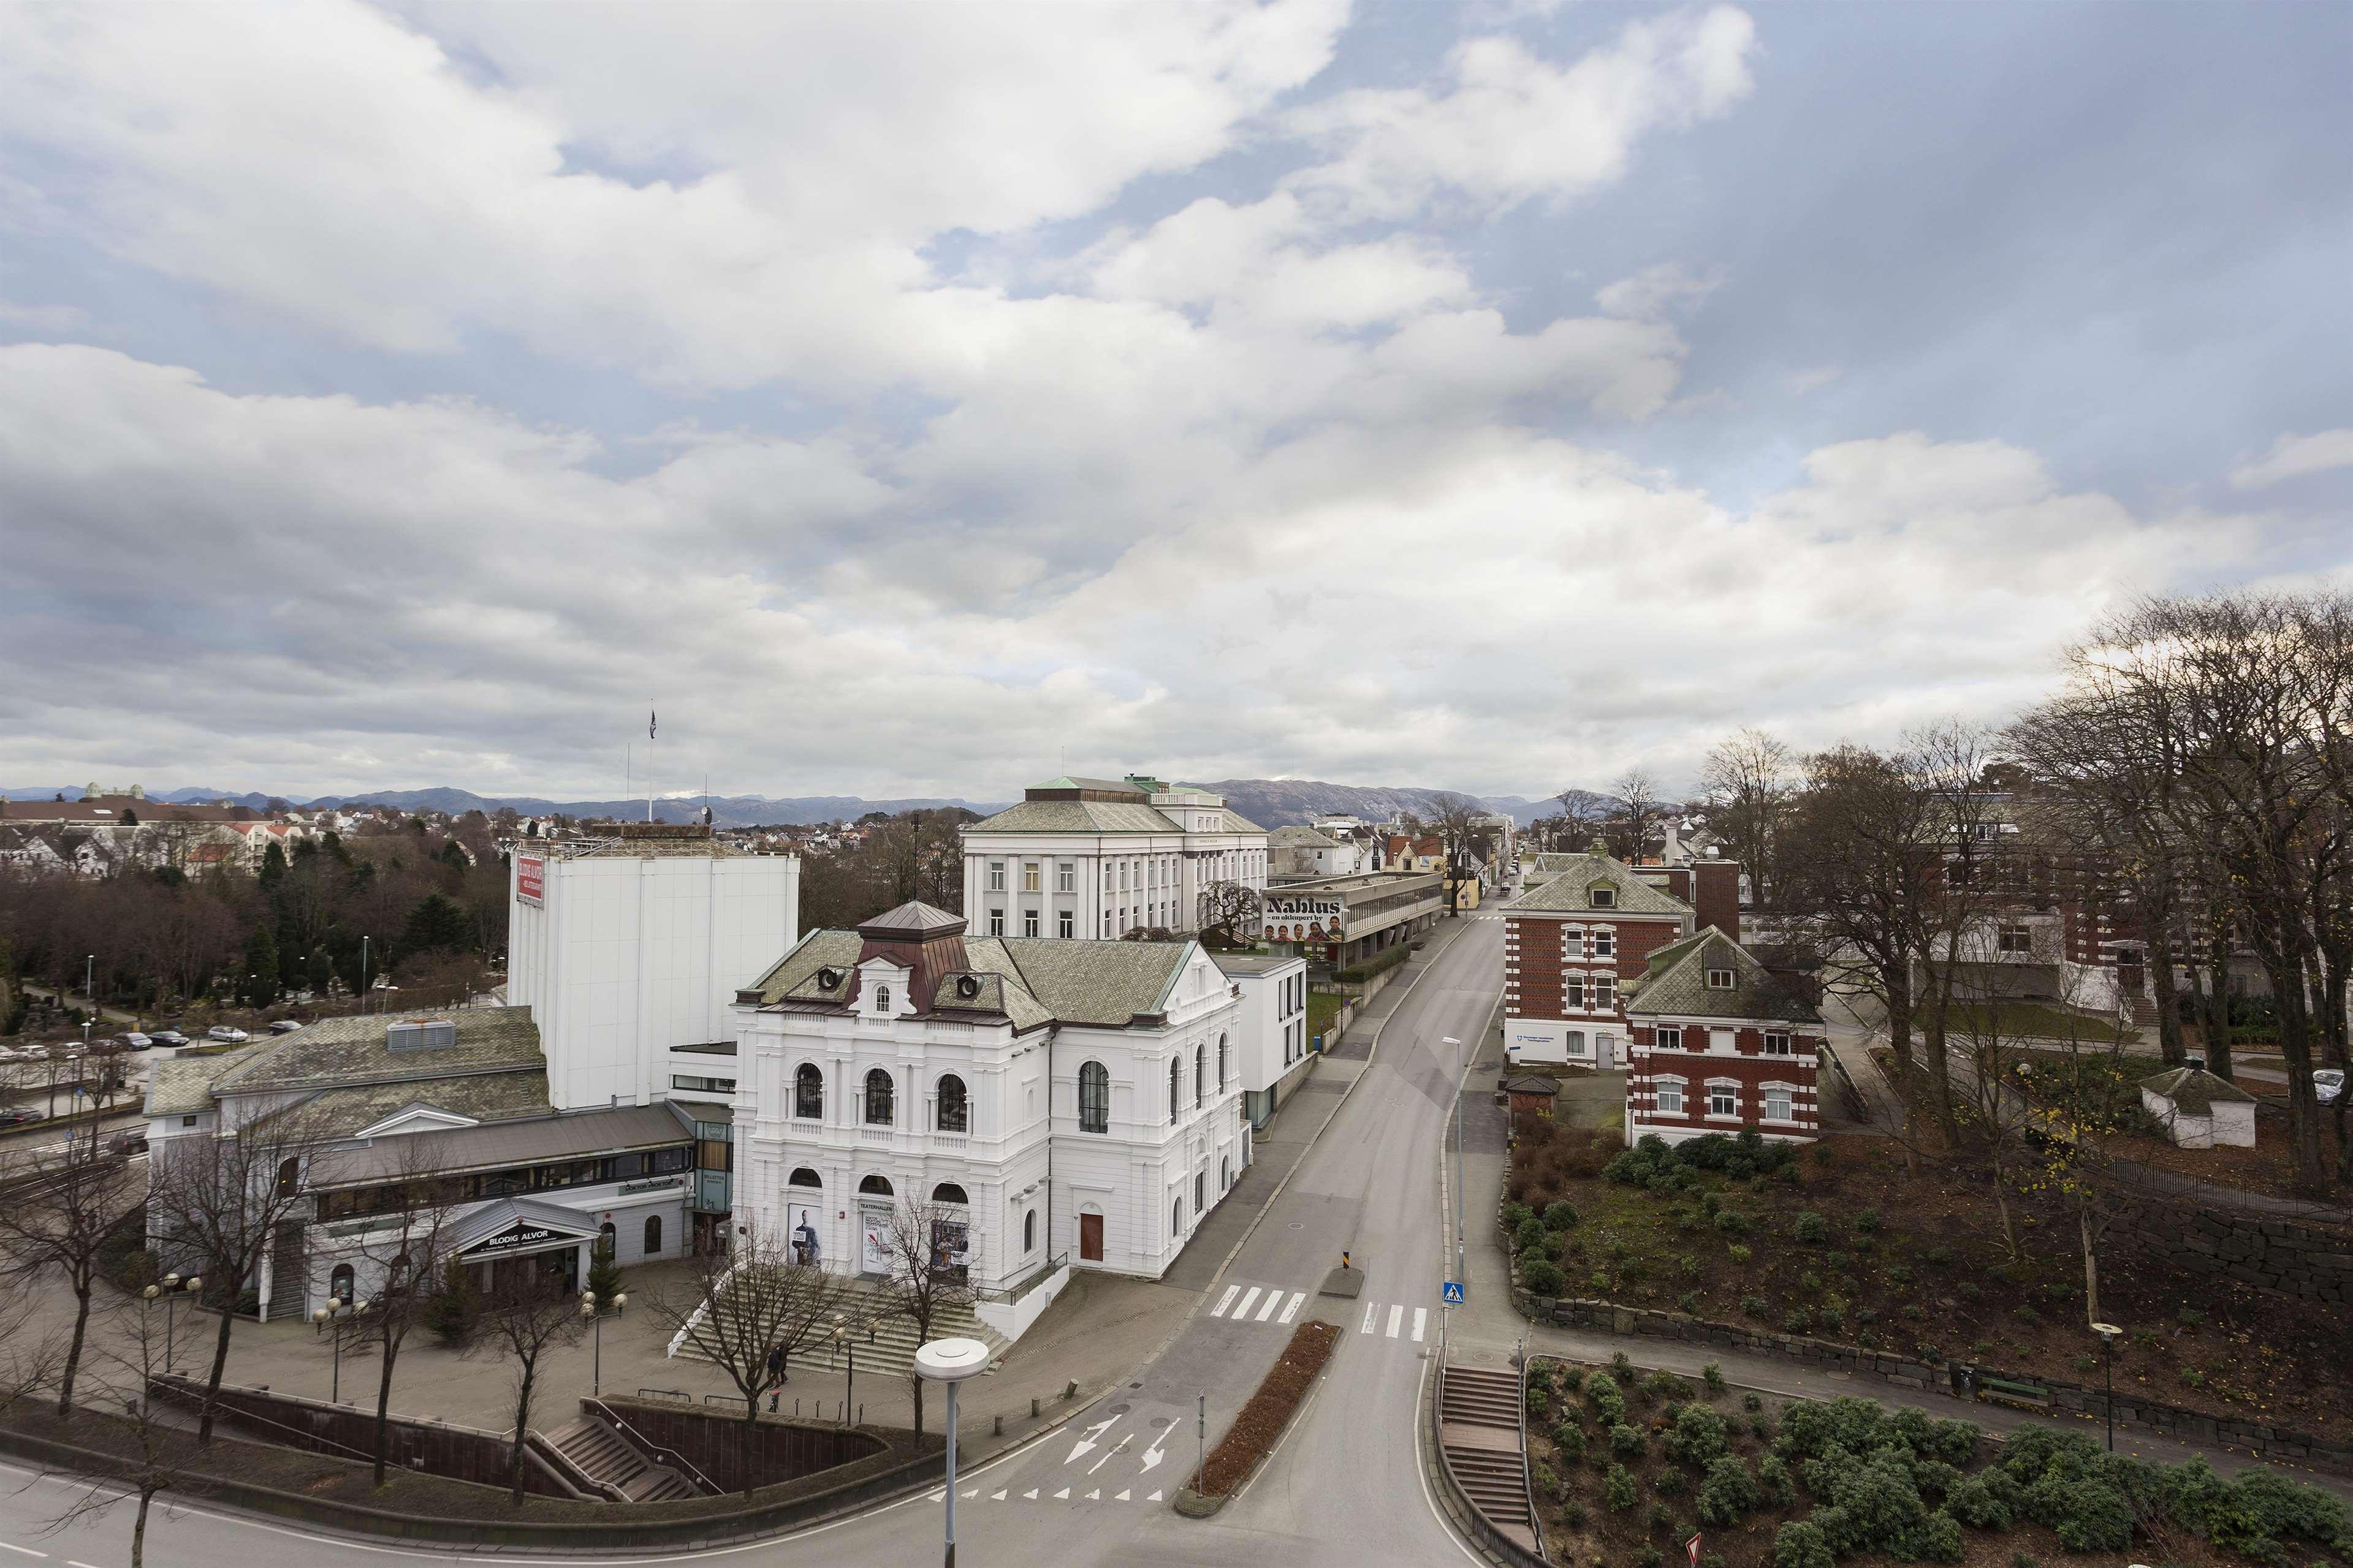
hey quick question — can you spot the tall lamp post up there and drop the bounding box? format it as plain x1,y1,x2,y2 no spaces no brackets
2091,1322,2121,1452
914,1338,989,1568
143,1273,200,1375
314,1295,367,1403
832,1312,856,1426
581,1288,626,1396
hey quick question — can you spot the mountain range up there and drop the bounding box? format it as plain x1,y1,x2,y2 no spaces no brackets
7,780,1617,830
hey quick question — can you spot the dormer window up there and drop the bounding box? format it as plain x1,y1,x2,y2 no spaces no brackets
1706,968,1735,989
1588,885,1615,909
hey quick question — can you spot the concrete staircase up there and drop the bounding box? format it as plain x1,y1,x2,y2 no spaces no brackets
1439,1365,1540,1554
543,1414,702,1502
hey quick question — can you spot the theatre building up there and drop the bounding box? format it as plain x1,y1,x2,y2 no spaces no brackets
730,901,1245,1329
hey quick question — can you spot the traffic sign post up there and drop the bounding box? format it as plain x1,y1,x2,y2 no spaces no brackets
1442,1280,1465,1306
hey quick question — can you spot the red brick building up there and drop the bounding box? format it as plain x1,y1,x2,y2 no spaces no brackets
1622,928,1824,1145
1502,847,1738,1072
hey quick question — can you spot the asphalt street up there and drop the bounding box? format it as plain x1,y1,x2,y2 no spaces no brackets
0,917,1507,1568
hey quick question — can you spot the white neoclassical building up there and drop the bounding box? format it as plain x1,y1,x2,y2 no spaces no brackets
731,901,1247,1315
959,775,1267,941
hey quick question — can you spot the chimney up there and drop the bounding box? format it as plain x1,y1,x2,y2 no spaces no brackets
1694,860,1740,939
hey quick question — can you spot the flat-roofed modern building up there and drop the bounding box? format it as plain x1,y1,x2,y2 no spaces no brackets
1258,871,1444,969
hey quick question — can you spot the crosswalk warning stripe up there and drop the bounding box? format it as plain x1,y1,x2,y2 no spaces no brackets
1211,1284,1240,1317
1278,1290,1304,1323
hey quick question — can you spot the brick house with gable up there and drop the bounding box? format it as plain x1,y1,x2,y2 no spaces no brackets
1502,847,1702,1072
1622,928,1823,1145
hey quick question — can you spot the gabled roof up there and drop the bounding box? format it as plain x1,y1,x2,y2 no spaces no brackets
307,1102,692,1190
993,937,1198,1027
208,1007,544,1096
1268,825,1341,848
1623,928,1819,1025
963,798,1179,835
1505,852,1691,917
2139,1066,2257,1115
745,930,866,1006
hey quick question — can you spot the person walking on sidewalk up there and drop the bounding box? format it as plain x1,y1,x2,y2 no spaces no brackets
766,1343,788,1411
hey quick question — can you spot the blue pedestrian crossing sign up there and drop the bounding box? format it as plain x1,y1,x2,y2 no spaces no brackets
1442,1280,1465,1305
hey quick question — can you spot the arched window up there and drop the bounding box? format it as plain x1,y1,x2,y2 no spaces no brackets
1222,1156,1231,1191
858,1173,894,1195
1078,1061,1109,1134
876,985,892,1013
1168,1058,1182,1121
1171,1198,1183,1237
794,1063,824,1119
932,1182,969,1205
864,1068,895,1126
788,1166,823,1188
1194,1043,1205,1107
644,1215,663,1256
1217,1032,1229,1090
1024,1209,1037,1252
276,1157,300,1198
329,1263,355,1304
937,1074,968,1133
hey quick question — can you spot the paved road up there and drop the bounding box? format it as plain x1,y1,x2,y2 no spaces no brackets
0,918,1506,1568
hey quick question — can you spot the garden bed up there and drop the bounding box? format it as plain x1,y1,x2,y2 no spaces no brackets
1193,1319,1339,1496
1501,1123,2353,1444
1521,1355,2349,1568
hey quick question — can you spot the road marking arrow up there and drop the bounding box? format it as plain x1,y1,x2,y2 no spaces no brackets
1087,1433,1134,1474
1066,1414,1120,1464
1139,1436,1166,1473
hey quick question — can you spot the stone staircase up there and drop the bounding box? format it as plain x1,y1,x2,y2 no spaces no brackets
673,1280,1008,1388
1439,1365,1540,1555
542,1414,702,1502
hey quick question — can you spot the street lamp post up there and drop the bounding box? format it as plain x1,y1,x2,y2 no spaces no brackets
580,1289,625,1396
832,1312,857,1425
314,1295,367,1403
143,1273,200,1376
2091,1322,2121,1452
915,1338,989,1568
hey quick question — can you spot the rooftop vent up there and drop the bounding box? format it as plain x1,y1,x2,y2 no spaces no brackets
384,1019,458,1053
956,975,981,999
816,967,842,990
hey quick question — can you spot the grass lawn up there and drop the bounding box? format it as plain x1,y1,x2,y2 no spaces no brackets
1306,989,1347,1048
1502,1124,2353,1445
1522,1356,2349,1568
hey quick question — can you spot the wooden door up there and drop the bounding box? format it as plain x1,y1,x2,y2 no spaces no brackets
1079,1213,1104,1262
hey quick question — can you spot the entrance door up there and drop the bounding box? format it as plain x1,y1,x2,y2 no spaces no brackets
1079,1213,1104,1262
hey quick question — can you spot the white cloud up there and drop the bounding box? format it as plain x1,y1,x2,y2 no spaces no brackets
1597,261,1724,319
1284,8,1758,221
2230,429,2353,490
0,300,92,331
1787,365,1842,395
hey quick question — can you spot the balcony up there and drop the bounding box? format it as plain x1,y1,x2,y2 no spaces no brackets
932,1134,970,1154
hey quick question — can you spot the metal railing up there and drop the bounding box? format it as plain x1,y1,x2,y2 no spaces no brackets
525,1428,626,1502
636,1387,691,1405
585,1398,722,1498
976,1252,1068,1308
664,1257,743,1358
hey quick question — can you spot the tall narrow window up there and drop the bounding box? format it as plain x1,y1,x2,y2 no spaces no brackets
864,1068,896,1126
1023,909,1040,937
1078,1061,1110,1134
1765,1085,1793,1121
644,1215,663,1256
1709,1083,1738,1117
794,1062,824,1119
1022,862,1041,893
1194,1043,1205,1106
987,860,1006,892
1217,1032,1229,1089
1591,975,1615,1010
937,1074,968,1133
1024,1210,1038,1252
1591,929,1616,957
876,985,892,1013
1058,910,1073,939
1057,861,1075,893
1169,1058,1182,1121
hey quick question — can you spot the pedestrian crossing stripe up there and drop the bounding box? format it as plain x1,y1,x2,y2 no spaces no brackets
1212,1283,1304,1323
1234,1286,1262,1319
1277,1290,1303,1324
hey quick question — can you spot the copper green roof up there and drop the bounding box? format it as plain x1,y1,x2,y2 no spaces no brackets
1504,852,1690,917
1622,929,1819,1025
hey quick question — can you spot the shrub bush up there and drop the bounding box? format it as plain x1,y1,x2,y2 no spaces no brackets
1556,1365,1585,1395
1522,1259,1566,1297
1554,1420,1587,1461
1757,1453,1797,1507
1586,1371,1627,1426
1664,1404,1731,1467
1702,1360,1725,1395
1544,1200,1580,1231
1742,1392,1762,1412
1636,1547,1664,1568
1679,1252,1703,1279
1606,1462,1640,1512
1654,1466,1686,1497
1503,1202,1534,1232
1727,1243,1752,1265
1527,1384,1553,1420
1643,1369,1689,1405
1742,1294,1768,1317
1700,1455,1762,1524
1856,1207,1881,1233
1531,1461,1558,1500
1647,1501,1676,1535
1560,1498,1586,1528
1714,1209,1752,1237
1590,1269,1613,1294
1613,1350,1634,1377
1773,1520,1835,1568
1515,1215,1546,1253
1611,1423,1648,1458
1793,1211,1830,1244
1946,1472,2018,1529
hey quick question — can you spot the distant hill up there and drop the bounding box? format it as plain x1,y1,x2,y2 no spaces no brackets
1199,780,1612,830
2,784,1003,828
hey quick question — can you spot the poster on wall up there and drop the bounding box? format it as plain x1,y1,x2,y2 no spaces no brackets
861,1208,892,1274
516,855,544,906
1263,895,1344,943
789,1203,822,1267
930,1218,971,1279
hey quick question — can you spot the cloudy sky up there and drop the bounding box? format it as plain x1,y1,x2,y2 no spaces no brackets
2,1,2346,805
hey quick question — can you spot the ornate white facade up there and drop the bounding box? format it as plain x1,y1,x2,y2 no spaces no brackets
731,903,1247,1297
960,775,1266,940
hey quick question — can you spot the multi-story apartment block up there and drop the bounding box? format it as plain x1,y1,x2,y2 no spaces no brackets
730,901,1245,1329
960,775,1267,941
1622,929,1825,1145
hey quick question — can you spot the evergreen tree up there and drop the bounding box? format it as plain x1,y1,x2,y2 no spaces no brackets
585,1242,622,1306
258,841,288,888
398,893,472,961
240,926,281,1007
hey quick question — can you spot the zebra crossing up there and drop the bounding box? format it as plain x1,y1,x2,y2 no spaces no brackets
1207,1279,1429,1344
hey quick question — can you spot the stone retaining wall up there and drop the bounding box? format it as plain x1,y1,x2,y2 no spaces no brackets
2118,1197,2353,1305
1509,1288,2353,1477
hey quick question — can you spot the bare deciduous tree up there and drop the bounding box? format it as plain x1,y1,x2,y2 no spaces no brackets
1698,729,1794,906
469,1267,589,1507
644,1223,854,1496
1195,880,1261,949
1425,792,1488,915
0,1116,145,1419
877,1195,981,1439
40,1294,203,1568
1606,768,1666,863
340,1141,473,1486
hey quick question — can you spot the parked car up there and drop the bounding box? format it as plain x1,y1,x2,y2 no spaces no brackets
0,1107,47,1128
207,1026,250,1043
121,1032,153,1050
268,1019,306,1034
149,1029,190,1047
0,1047,28,1063
105,1130,150,1158
2318,1068,2346,1107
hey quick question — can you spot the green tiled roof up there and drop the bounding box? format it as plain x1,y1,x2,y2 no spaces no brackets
1623,930,1819,1024
1505,852,1690,916
935,942,1054,1031
208,1007,545,1094
144,1048,260,1116
994,937,1192,1026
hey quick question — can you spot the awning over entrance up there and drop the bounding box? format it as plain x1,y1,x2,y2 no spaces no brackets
451,1197,605,1262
